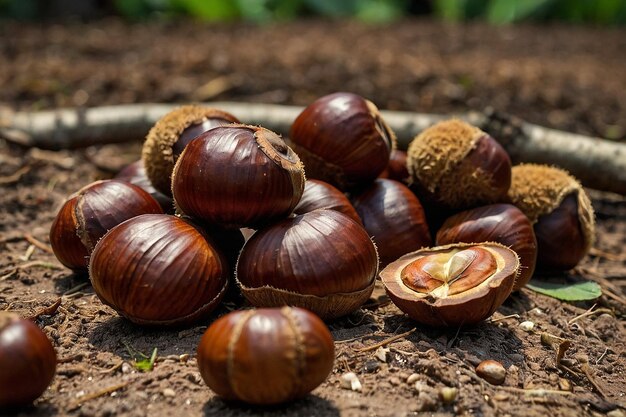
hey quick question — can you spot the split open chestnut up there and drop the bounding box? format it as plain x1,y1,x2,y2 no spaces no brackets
289,92,396,190
197,307,334,405
172,124,305,229
380,242,519,326
236,209,378,320
0,313,56,408
436,204,537,290
115,160,174,213
293,179,361,224
49,180,163,271
89,214,228,326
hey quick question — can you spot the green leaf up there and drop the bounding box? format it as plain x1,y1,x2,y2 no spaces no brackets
526,279,602,301
487,0,553,24
135,347,158,372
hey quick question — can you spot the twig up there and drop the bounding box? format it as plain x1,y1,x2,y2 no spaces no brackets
24,233,54,254
568,304,614,325
0,165,30,185
20,245,35,261
63,282,90,296
490,314,521,323
595,348,609,365
69,381,130,408
353,328,416,353
588,248,626,262
496,386,573,396
26,298,62,320
580,363,608,399
97,360,125,374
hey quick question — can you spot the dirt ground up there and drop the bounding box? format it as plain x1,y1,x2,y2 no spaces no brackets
0,18,625,417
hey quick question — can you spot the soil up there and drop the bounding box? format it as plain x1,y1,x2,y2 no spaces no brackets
1,18,625,417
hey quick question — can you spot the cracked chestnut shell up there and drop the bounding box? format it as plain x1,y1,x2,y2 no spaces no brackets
49,180,163,271
352,179,432,267
115,160,174,213
172,124,305,229
380,242,519,326
0,313,56,408
197,307,334,405
436,204,537,290
89,214,228,326
293,179,361,224
289,92,396,190
236,209,378,320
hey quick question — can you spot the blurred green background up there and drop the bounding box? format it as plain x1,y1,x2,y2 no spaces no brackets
1,0,625,24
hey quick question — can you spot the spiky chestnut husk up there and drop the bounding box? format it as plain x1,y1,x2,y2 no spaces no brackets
289,92,397,190
407,119,511,210
293,179,362,224
197,307,334,405
142,105,239,196
49,180,163,271
236,209,378,320
381,242,519,327
89,214,228,326
436,204,537,291
508,164,595,271
172,124,305,229
115,160,174,213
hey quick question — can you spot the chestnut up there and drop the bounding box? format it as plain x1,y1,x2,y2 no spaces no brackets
172,124,305,229
293,179,361,224
380,242,519,326
49,180,163,271
197,307,334,405
142,105,240,195
351,179,432,267
379,149,409,183
289,92,396,190
0,313,56,408
115,160,174,213
236,209,378,320
89,214,228,326
508,164,595,271
436,204,537,290
407,119,511,210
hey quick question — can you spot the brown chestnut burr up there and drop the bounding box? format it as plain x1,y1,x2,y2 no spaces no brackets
379,149,410,183
115,160,174,213
380,242,519,326
407,119,512,210
436,204,537,291
142,105,240,195
49,180,163,271
289,92,396,190
351,179,432,267
0,313,56,408
293,179,362,224
197,307,335,405
89,214,228,326
236,209,378,320
172,124,305,229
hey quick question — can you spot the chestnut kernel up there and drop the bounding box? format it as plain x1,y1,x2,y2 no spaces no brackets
293,179,362,224
89,214,228,326
49,180,163,271
508,164,595,271
289,92,397,190
407,119,512,210
197,307,334,405
436,203,537,290
172,124,305,229
352,179,432,267
379,149,410,183
236,209,379,320
115,160,174,213
475,360,506,385
142,105,240,195
380,242,519,326
0,313,56,408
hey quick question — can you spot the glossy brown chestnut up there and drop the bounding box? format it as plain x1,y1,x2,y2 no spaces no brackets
172,124,305,229
142,105,240,195
49,180,163,271
436,204,537,290
236,209,378,320
379,149,409,183
197,307,334,405
475,360,506,385
0,313,56,408
115,160,174,213
89,214,228,326
293,179,361,224
289,92,396,190
380,242,519,326
352,179,432,267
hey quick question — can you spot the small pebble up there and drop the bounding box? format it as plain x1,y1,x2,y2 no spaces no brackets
476,360,506,385
363,360,380,373
607,410,625,417
374,347,389,362
558,378,572,391
519,321,535,332
439,387,457,404
406,373,420,384
340,372,362,392
163,388,176,398
389,376,401,386
121,362,132,374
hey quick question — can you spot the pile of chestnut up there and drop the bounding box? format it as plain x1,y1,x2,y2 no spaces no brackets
3,92,595,408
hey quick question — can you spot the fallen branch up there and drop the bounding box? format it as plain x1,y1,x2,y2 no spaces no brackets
1,103,625,194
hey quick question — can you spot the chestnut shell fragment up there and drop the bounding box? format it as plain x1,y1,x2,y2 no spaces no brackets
293,179,361,224
115,160,174,213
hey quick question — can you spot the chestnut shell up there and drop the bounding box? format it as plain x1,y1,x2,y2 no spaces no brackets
379,149,409,183
115,160,174,213
293,179,361,224
0,313,56,408
172,124,305,229
236,209,378,320
89,214,228,326
197,307,334,405
436,204,537,290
